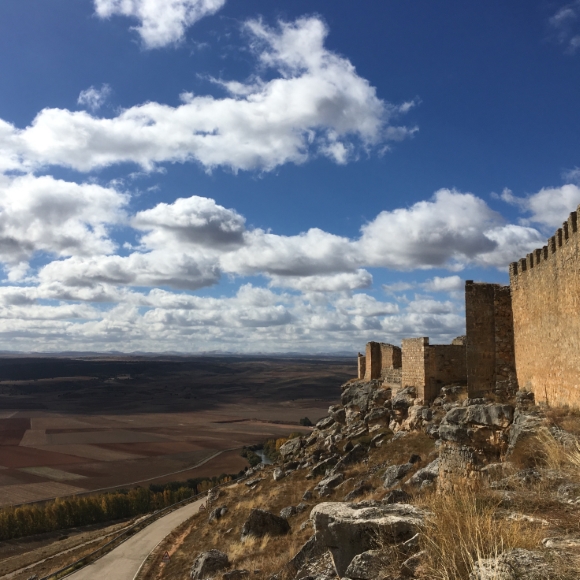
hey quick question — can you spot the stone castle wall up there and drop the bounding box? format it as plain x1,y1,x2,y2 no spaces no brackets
509,206,580,407
402,338,466,401
465,282,517,397
364,342,402,380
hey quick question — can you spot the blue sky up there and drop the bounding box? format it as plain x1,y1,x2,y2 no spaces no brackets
0,0,579,353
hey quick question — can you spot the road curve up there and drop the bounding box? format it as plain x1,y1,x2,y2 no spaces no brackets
67,497,204,580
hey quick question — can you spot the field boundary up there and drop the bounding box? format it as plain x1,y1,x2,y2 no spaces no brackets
8,446,241,509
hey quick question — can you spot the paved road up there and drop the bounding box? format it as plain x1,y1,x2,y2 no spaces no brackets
67,497,204,580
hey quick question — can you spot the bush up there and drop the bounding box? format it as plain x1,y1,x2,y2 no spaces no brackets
299,417,313,426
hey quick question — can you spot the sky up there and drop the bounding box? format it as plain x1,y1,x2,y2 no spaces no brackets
0,0,579,354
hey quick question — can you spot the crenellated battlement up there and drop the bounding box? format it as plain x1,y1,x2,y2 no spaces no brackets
509,205,579,281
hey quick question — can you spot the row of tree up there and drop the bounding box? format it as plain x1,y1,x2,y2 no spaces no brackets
0,474,236,541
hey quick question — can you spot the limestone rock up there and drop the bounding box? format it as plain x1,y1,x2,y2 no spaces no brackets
341,443,367,465
208,505,228,523
345,480,373,501
315,472,344,497
190,549,230,580
272,468,285,481
344,549,388,580
310,455,338,477
279,437,303,458
391,387,416,412
469,549,555,580
400,550,425,577
310,502,427,576
408,458,439,486
383,462,413,488
240,509,290,541
382,489,411,504
443,404,514,428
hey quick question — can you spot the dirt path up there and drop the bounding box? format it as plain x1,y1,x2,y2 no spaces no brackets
66,498,204,580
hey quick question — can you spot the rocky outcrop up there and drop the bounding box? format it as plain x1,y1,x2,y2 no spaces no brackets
190,550,230,580
469,549,556,580
310,502,427,576
240,509,290,541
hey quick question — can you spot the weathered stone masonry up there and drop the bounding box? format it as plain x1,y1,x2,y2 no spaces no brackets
465,282,516,397
358,203,580,408
509,205,580,408
401,337,467,401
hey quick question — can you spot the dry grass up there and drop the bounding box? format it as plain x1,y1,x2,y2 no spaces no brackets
417,484,544,580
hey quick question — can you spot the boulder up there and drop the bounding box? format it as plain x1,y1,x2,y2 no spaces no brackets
345,481,373,501
408,458,439,486
382,489,411,504
310,455,338,477
287,533,326,575
208,505,228,523
383,463,413,488
190,550,230,580
400,550,425,577
341,443,367,465
280,503,308,519
272,468,285,481
469,549,555,580
316,416,335,430
279,437,303,458
330,407,347,424
315,472,344,497
364,408,389,425
443,404,514,428
344,549,388,580
310,502,427,576
391,386,416,411
240,509,290,541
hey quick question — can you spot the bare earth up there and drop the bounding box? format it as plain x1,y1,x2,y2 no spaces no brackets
0,355,353,505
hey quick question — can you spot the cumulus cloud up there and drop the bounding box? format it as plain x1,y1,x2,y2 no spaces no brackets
94,0,226,48
221,228,359,277
421,275,463,292
501,184,580,229
0,174,127,266
78,84,112,112
38,251,220,291
133,196,246,250
549,1,580,53
268,270,372,293
358,189,502,270
1,17,413,174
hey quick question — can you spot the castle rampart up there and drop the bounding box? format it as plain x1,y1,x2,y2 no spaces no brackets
509,205,580,407
363,342,402,380
402,337,467,401
465,282,517,397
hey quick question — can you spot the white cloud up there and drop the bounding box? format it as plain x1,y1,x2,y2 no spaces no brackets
268,270,372,293
38,251,220,291
1,17,413,174
501,184,580,229
221,228,359,277
133,195,246,250
421,275,463,292
382,281,414,294
549,1,580,53
358,189,501,270
0,174,127,266
78,84,112,112
94,0,226,49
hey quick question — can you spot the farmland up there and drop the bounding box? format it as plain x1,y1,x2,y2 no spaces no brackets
0,355,353,506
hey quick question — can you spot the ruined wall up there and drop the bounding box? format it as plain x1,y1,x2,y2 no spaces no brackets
465,282,517,397
357,354,366,380
364,341,402,380
509,207,580,408
428,345,467,392
364,342,382,380
402,338,428,397
402,338,466,401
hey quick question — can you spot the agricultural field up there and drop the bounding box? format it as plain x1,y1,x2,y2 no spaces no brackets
0,356,353,506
